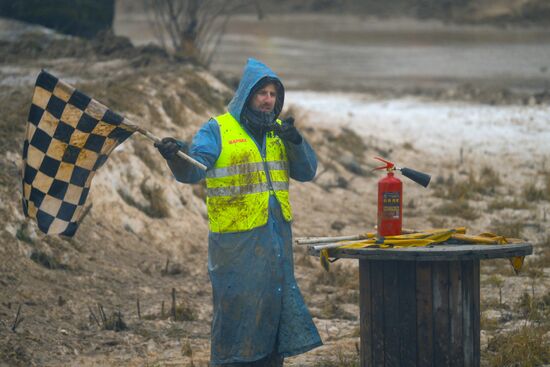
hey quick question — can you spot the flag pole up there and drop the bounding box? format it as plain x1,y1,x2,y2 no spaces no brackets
123,120,207,171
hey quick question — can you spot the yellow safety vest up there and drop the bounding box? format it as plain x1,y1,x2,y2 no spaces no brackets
205,112,293,233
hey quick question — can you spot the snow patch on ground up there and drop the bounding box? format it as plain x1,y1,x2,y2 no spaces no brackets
288,91,550,165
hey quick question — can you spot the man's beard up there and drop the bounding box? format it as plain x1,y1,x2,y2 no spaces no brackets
242,105,276,133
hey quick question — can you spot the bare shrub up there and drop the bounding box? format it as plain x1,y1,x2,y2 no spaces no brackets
144,0,261,67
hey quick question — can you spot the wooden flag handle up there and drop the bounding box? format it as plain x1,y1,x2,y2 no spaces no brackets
141,129,207,171
123,120,207,171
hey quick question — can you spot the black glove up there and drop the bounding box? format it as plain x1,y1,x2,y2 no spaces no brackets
154,137,185,160
275,117,302,144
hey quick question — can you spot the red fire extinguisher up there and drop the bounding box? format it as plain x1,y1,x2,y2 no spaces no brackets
373,157,431,237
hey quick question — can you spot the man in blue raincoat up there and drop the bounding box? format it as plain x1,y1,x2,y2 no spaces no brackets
155,58,322,366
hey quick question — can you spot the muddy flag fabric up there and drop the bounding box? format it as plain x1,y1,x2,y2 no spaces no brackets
22,70,134,236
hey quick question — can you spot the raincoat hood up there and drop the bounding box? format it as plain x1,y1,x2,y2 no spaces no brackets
227,58,285,123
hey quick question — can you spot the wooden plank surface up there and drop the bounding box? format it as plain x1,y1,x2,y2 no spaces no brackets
433,262,450,367
462,260,474,367
399,261,417,367
416,262,433,367
308,243,532,261
371,261,385,367
449,261,464,367
354,256,487,367
473,260,480,366
383,261,400,367
359,260,372,367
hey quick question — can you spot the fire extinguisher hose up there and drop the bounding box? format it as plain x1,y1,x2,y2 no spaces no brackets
318,228,524,273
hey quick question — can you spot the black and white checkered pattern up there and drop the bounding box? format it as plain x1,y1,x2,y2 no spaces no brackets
22,70,134,236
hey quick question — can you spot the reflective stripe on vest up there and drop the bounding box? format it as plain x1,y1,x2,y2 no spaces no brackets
205,112,292,233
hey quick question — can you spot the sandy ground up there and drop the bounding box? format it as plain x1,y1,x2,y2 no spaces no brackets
1,13,550,367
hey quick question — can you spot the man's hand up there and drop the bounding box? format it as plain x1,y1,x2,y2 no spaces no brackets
276,117,302,144
155,137,185,160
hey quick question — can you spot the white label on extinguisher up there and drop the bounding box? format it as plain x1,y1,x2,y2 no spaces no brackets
382,192,401,219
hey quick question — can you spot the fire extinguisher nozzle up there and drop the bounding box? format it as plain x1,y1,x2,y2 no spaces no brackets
400,167,431,188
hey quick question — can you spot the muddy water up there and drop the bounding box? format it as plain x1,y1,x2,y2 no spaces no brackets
114,14,550,93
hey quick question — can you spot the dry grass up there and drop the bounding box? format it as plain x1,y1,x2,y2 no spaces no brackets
487,198,529,211
15,223,34,244
485,324,550,367
314,348,360,367
184,72,227,112
161,92,189,126
319,295,345,319
334,289,359,304
143,301,197,322
139,180,171,218
480,259,518,277
133,139,162,174
327,127,368,160
316,294,357,320
481,278,550,367
79,77,149,118
0,338,32,367
118,180,171,218
490,219,524,238
484,275,504,305
173,302,198,322
482,283,550,367
0,87,31,154
434,199,480,220
295,247,315,267
480,311,500,332
527,236,550,269
314,263,358,289
402,141,415,150
427,215,449,228
433,167,501,200
522,173,550,201
29,251,70,270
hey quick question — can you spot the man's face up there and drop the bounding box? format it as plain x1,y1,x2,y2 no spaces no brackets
249,83,277,113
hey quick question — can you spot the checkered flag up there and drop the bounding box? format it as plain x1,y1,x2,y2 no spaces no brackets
22,70,135,236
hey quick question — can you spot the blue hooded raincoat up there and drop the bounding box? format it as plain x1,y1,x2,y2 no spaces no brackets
169,58,322,364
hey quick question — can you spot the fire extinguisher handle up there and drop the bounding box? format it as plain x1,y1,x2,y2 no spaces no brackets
400,167,431,188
